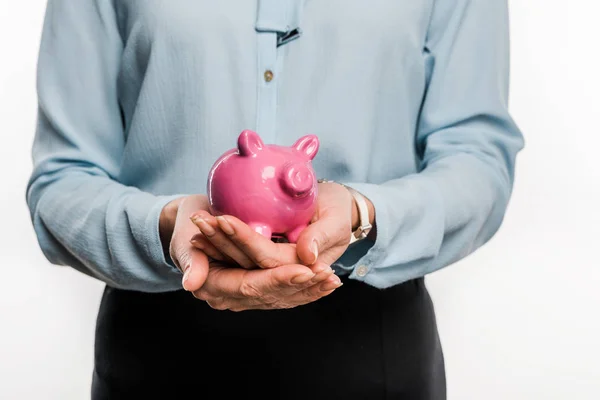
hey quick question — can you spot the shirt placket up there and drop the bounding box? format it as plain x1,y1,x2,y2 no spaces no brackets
254,0,303,144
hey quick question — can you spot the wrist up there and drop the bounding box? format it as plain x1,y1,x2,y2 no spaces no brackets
348,187,376,242
317,179,376,242
159,197,183,252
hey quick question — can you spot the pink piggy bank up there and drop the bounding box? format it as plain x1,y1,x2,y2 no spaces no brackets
207,130,320,243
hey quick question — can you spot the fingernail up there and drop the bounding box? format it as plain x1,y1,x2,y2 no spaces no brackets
196,218,216,237
216,216,234,236
182,264,192,291
312,264,328,274
320,276,343,291
331,274,342,285
189,240,202,249
190,239,204,249
291,271,315,284
310,239,319,263
311,266,333,282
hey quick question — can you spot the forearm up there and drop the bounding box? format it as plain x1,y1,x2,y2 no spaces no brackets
334,0,524,288
340,149,519,289
27,0,191,292
28,171,184,292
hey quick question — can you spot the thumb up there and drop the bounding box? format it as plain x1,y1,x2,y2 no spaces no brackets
296,216,339,265
178,246,209,292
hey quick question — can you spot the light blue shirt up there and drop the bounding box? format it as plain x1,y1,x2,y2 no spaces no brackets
27,0,523,292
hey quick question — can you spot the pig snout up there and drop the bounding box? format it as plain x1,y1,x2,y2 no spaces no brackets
280,163,314,198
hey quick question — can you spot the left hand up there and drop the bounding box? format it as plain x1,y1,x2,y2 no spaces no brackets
191,182,374,269
192,261,341,311
187,209,343,311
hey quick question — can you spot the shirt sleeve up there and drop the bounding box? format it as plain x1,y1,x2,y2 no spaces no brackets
26,0,184,292
338,0,525,288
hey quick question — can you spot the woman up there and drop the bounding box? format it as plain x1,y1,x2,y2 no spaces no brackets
27,1,523,399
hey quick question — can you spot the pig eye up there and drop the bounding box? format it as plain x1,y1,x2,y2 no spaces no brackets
292,135,320,160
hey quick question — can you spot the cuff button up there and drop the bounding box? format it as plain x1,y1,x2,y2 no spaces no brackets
356,265,368,277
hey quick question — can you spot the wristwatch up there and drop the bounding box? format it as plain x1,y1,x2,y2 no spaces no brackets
318,179,373,244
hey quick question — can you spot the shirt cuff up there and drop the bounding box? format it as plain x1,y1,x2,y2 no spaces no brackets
336,178,446,289
334,182,389,285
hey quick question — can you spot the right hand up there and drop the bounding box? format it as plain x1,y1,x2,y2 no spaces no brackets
160,195,212,291
187,211,342,310
160,195,341,307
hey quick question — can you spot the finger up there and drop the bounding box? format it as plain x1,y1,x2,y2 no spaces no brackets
196,264,247,299
198,263,315,302
247,263,316,294
190,234,225,260
169,198,212,292
198,262,333,305
271,279,341,309
190,211,255,269
233,262,333,302
173,244,210,292
261,270,341,304
308,261,335,284
261,273,342,309
238,262,337,300
216,215,300,268
270,275,341,308
190,233,238,265
219,274,342,311
296,213,349,266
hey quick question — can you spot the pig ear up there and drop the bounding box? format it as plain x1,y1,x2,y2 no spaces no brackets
292,135,320,160
238,130,264,156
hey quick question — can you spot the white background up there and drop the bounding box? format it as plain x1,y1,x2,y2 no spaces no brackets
1,1,598,399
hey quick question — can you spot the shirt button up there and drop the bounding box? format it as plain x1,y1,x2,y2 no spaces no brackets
264,69,274,82
356,265,368,277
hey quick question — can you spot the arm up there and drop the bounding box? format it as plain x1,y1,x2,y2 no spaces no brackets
338,0,524,288
167,0,523,294
26,0,183,292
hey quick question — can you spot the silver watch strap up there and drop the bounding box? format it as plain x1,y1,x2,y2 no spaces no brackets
346,187,372,243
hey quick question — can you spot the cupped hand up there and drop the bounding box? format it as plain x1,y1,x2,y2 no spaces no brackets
193,260,341,311
187,208,343,309
189,210,302,269
160,194,341,309
189,182,374,273
162,197,341,310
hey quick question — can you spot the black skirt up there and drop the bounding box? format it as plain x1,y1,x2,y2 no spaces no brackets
92,276,446,400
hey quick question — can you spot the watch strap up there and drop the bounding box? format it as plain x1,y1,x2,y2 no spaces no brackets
346,186,372,244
